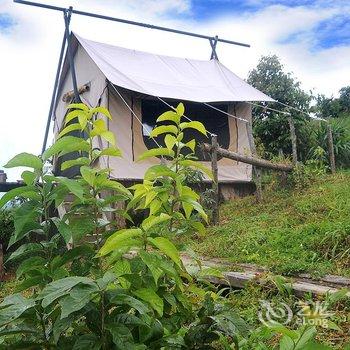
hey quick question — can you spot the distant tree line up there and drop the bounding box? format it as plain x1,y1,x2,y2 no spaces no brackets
247,55,350,167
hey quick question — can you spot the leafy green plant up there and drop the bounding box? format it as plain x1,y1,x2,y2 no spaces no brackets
0,103,245,349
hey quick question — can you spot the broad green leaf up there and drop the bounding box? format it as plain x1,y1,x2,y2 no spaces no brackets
99,228,143,256
61,157,90,171
10,201,41,246
157,110,180,124
141,213,171,231
0,185,37,209
16,256,46,278
58,123,81,138
180,121,207,136
147,237,182,268
190,221,206,235
67,103,89,112
50,245,94,271
69,216,95,243
90,106,112,120
78,113,88,130
185,139,196,152
109,292,150,314
55,177,84,199
21,170,36,185
144,164,177,180
72,334,102,350
150,125,178,137
139,251,163,285
90,119,107,138
176,102,185,116
99,147,122,158
164,134,177,151
4,153,42,170
150,199,162,216
80,166,95,186
138,148,174,161
0,294,36,327
182,202,193,219
59,283,99,319
97,178,131,197
15,276,45,292
65,109,89,125
43,136,90,161
39,276,95,308
133,288,163,317
180,197,208,222
101,131,116,145
6,243,44,263
179,159,213,179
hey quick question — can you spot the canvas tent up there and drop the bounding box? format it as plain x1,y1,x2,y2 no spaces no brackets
53,33,273,185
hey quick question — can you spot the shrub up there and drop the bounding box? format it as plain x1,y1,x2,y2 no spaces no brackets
0,209,13,253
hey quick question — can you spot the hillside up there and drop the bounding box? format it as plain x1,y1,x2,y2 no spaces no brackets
186,171,350,277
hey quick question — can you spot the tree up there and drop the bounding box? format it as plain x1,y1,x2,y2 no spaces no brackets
339,86,350,114
313,94,341,119
247,55,311,160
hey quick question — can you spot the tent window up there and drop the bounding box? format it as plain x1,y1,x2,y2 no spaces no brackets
141,100,230,161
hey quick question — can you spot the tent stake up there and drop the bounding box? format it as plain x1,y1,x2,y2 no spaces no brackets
327,122,336,174
41,11,71,154
211,134,219,225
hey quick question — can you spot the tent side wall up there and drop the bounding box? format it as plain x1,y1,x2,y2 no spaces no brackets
54,44,107,136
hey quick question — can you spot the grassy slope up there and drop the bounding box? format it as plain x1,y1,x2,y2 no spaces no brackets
187,171,350,277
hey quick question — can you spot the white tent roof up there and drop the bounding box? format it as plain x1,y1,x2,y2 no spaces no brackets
73,33,274,103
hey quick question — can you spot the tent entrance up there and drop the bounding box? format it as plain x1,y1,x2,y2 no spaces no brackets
140,99,230,161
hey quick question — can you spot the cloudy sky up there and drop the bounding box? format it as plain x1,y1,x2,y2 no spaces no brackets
0,0,349,181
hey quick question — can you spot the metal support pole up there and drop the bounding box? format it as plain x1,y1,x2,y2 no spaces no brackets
246,121,262,202
63,7,79,102
14,0,250,48
287,115,298,164
210,35,219,60
211,134,219,225
41,12,71,154
327,122,336,174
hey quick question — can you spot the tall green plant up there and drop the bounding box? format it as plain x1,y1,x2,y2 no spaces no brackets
0,103,244,349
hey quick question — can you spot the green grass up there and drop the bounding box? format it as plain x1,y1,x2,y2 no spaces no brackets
185,171,350,277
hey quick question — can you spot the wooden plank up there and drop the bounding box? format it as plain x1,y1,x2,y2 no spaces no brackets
202,144,294,172
181,254,350,297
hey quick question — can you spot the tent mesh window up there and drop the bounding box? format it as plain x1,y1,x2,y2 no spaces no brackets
141,100,230,161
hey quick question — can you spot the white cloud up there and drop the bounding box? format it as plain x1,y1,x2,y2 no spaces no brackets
0,0,349,181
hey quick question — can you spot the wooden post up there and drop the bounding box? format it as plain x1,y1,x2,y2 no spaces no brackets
287,115,298,164
327,122,336,174
0,244,3,281
246,122,262,202
211,134,219,225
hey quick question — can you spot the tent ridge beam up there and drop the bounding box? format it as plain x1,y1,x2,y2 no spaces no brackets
13,0,250,48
